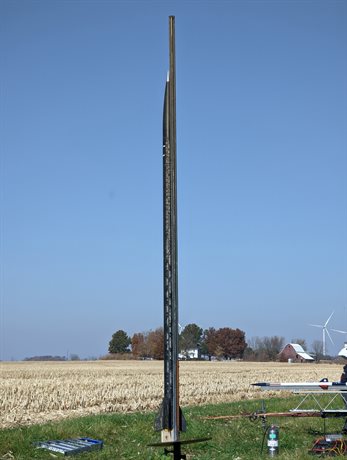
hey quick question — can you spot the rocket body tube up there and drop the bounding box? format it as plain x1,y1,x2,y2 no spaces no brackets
155,16,185,442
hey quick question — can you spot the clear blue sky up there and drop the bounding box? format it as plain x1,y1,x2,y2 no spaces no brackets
1,0,346,360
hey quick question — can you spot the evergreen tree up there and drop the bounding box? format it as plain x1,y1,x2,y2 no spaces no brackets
108,330,131,354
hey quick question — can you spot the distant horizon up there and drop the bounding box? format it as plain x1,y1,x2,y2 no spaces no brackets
3,332,346,362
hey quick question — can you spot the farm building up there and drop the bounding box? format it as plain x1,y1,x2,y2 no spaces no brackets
279,343,314,363
338,343,347,358
178,348,199,360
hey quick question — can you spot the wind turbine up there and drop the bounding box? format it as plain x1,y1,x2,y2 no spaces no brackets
310,311,335,356
331,326,347,355
331,327,347,335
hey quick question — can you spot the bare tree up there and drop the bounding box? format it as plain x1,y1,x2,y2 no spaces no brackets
147,328,164,360
247,336,285,361
291,338,307,350
311,340,324,362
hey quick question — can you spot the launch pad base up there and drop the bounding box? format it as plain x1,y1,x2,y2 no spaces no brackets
148,437,212,459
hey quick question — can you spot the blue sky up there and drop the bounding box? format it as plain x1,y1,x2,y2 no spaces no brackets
1,0,346,360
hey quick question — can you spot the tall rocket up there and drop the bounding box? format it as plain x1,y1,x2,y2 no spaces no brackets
151,17,211,459
155,15,186,444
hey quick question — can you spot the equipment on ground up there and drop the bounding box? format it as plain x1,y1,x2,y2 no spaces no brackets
253,379,347,419
206,396,347,456
252,379,347,392
203,411,324,421
33,438,103,456
309,435,347,457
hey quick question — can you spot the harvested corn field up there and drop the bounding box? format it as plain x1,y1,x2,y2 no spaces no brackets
0,360,343,429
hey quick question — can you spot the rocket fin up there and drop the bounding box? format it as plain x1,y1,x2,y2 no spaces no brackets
154,398,186,432
179,406,186,432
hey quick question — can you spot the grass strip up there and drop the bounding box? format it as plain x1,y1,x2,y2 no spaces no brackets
0,396,345,459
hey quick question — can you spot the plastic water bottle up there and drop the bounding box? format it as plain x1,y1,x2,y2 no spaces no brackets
267,425,279,456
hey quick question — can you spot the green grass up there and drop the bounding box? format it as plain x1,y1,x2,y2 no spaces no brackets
0,396,345,459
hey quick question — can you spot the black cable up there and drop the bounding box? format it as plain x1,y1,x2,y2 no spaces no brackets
260,424,271,455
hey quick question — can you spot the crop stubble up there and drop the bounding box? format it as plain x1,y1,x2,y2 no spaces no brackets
0,360,343,428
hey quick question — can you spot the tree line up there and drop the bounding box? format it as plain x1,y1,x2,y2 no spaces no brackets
107,326,320,362
108,324,247,360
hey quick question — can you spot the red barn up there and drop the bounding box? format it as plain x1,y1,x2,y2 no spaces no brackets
279,343,314,363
